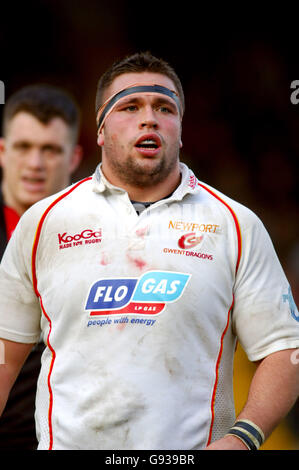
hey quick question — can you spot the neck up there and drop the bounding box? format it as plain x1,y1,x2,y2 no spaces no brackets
101,164,181,202
1,183,25,216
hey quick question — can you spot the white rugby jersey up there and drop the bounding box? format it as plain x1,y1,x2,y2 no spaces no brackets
0,163,298,450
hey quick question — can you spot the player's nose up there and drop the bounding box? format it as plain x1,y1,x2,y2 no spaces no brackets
26,148,44,168
139,105,158,129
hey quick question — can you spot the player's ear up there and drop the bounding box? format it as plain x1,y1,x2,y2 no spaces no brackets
97,129,104,147
0,138,6,167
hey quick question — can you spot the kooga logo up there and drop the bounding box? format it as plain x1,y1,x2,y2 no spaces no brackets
58,229,102,244
58,228,102,250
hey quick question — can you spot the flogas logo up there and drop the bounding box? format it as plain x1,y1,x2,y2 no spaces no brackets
85,270,191,316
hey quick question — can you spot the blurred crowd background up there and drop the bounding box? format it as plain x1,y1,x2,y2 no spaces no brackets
0,1,298,450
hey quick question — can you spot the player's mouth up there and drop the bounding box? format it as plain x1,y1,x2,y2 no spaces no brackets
134,134,162,157
21,175,46,192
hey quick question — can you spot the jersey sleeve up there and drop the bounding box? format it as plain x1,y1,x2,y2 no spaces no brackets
0,211,41,343
232,209,299,361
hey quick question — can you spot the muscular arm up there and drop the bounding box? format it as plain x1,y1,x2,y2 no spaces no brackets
0,338,35,416
206,348,299,450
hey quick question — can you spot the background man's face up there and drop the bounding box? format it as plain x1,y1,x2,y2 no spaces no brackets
0,112,81,214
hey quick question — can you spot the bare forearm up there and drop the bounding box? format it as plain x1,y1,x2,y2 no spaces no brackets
0,339,34,417
0,364,13,416
237,348,299,440
206,348,299,450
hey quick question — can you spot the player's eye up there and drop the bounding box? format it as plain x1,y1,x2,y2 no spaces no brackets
119,103,138,112
14,142,31,151
156,101,177,114
42,145,63,156
159,106,171,113
126,105,138,112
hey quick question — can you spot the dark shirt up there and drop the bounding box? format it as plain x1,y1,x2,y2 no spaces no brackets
0,191,41,450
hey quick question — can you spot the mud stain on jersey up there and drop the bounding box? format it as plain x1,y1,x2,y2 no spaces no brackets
164,355,183,377
78,372,146,448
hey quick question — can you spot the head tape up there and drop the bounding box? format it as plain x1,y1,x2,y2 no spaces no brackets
96,84,182,133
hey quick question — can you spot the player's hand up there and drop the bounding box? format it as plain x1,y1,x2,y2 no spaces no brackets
205,434,248,450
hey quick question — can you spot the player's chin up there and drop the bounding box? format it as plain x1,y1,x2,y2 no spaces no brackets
134,158,164,176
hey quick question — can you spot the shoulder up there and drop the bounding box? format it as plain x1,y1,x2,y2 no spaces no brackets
21,177,93,224
12,177,93,249
195,179,262,230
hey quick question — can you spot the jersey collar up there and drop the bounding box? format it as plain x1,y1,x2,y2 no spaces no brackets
92,162,201,200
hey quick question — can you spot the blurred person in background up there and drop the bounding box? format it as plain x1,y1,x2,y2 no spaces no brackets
0,84,82,449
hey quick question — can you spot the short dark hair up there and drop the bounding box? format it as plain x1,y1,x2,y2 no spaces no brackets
3,84,81,142
95,51,185,116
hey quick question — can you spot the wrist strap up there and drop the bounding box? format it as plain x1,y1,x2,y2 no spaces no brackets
227,419,265,450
